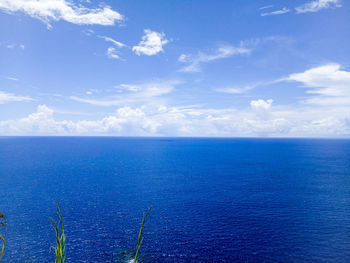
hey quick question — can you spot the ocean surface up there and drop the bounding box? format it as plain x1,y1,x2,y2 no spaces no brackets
0,137,350,263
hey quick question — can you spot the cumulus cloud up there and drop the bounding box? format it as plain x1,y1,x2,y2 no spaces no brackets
286,64,350,106
0,0,124,28
132,29,169,56
250,99,273,110
296,0,342,13
250,99,274,120
0,90,33,104
0,104,164,135
261,7,290,16
1,65,350,137
1,100,349,137
178,45,251,73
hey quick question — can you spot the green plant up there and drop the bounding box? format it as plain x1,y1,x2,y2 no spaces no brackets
0,212,6,263
0,205,152,263
50,202,66,263
134,206,152,263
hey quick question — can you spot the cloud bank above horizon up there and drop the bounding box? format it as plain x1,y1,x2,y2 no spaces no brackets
0,0,349,137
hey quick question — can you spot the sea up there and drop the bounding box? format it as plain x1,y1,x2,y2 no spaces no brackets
0,137,350,262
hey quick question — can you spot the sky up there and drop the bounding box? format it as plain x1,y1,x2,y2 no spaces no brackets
0,0,349,137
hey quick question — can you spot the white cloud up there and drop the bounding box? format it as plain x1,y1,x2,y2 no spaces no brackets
5,76,19,81
70,80,179,106
296,0,342,13
106,47,121,60
250,99,274,120
0,42,25,49
250,99,273,110
118,84,141,92
0,104,162,135
179,44,251,73
261,7,290,16
98,35,125,48
178,54,187,62
0,0,124,28
259,5,273,10
132,29,169,56
0,90,33,104
0,105,76,135
1,102,349,137
215,85,255,94
97,36,125,60
2,65,350,137
286,64,350,106
82,28,94,36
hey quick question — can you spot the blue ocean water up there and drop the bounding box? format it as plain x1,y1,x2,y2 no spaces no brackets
0,137,350,262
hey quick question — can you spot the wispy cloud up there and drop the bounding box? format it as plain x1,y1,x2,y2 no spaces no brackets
261,7,290,16
0,42,25,49
215,85,255,94
0,0,124,28
98,35,126,48
70,79,180,106
4,76,19,81
0,90,33,104
215,77,284,95
259,5,273,10
82,29,95,36
178,44,251,73
285,63,350,106
132,29,169,56
106,47,122,60
99,35,126,60
296,0,342,13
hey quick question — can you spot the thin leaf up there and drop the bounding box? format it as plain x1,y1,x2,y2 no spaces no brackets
0,212,6,263
51,202,66,263
0,213,5,220
134,206,152,263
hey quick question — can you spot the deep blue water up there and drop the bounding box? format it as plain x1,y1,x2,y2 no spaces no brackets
1,137,350,262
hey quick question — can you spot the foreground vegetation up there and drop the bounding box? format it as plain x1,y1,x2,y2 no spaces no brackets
50,202,66,263
0,205,151,263
0,212,6,262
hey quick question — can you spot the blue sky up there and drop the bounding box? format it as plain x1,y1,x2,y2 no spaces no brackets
0,0,349,137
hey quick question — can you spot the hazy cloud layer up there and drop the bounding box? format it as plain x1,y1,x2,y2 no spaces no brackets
0,90,33,104
70,80,180,106
1,98,349,137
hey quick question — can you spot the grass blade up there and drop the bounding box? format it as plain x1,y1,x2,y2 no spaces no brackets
51,202,66,263
0,212,6,262
134,206,152,263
